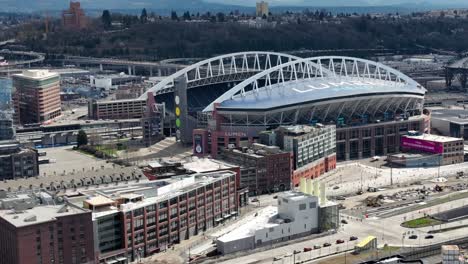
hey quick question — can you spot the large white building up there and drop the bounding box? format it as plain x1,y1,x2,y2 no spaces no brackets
90,73,142,91
216,191,331,254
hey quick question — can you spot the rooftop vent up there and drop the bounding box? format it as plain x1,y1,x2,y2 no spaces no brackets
24,215,37,222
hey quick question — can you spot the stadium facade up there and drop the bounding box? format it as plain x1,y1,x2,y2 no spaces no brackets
140,53,428,161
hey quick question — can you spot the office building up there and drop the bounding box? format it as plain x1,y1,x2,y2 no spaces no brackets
256,1,269,17
62,1,87,30
267,125,336,186
12,70,61,125
88,99,146,120
219,143,293,195
0,78,15,140
0,192,96,264
0,140,39,180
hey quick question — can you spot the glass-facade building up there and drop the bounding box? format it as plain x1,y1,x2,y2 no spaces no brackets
0,78,14,140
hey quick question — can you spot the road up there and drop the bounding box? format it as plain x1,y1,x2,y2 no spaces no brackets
215,196,468,264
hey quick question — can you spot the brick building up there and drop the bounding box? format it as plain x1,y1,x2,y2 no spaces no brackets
12,70,61,125
0,140,39,180
259,125,337,186
74,170,238,263
0,194,95,264
401,132,464,165
0,170,239,263
62,1,87,30
219,143,293,195
88,99,146,120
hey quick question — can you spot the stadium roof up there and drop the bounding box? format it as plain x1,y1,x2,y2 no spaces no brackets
217,77,425,111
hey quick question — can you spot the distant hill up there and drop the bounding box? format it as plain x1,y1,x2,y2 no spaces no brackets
2,0,468,13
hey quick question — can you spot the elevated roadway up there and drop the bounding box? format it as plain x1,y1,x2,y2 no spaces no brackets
0,50,45,67
59,55,187,76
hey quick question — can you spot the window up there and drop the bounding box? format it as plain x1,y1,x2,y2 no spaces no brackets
309,202,316,209
146,204,156,212
299,204,306,210
134,218,144,230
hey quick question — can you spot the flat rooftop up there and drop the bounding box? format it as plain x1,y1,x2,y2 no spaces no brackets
182,157,237,173
14,70,58,80
74,170,236,213
403,133,461,143
217,205,278,242
0,204,87,228
431,109,468,125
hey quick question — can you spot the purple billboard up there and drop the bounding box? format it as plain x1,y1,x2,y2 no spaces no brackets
401,137,443,154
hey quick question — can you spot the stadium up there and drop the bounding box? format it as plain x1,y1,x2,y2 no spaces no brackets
140,52,428,161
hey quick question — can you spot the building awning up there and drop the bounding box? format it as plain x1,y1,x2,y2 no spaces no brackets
116,257,127,261
215,218,223,222
106,260,118,264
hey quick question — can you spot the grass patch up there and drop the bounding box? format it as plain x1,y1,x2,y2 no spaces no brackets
95,145,117,157
401,217,442,228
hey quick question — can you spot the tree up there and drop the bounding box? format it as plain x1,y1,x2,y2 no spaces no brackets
77,130,88,147
171,11,178,21
183,11,191,21
216,12,225,22
101,10,112,29
140,8,148,23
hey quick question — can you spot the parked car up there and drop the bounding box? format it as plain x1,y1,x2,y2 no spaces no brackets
323,242,331,247
350,236,358,241
336,196,346,200
333,186,340,190
425,235,434,239
341,219,348,224
251,198,259,202
303,247,312,252
273,195,278,199
313,245,322,249
336,239,345,244
409,235,418,239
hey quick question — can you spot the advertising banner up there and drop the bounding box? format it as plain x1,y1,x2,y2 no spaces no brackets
401,137,443,154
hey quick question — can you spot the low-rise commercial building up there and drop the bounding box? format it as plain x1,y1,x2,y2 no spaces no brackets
0,140,38,180
401,132,463,165
216,191,338,255
219,143,293,195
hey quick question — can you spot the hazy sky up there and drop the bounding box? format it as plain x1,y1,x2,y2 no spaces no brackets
204,0,468,6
